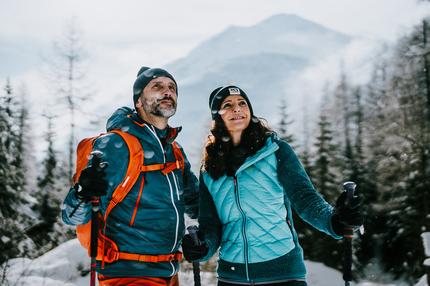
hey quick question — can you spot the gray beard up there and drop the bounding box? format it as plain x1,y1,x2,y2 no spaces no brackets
144,101,176,118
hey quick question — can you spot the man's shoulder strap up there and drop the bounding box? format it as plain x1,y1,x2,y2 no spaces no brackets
104,130,144,219
171,141,185,173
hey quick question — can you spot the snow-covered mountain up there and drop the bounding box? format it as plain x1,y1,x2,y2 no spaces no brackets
165,14,350,83
162,14,352,163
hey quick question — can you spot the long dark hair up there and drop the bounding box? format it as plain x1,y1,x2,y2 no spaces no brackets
203,117,272,180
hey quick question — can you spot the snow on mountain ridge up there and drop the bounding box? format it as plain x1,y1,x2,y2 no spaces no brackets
165,13,351,83
255,13,349,35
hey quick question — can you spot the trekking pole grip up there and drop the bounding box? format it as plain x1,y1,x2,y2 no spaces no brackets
187,225,201,246
343,181,356,207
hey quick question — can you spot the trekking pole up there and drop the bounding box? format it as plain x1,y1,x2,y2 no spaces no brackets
90,196,100,286
69,199,85,218
342,181,356,286
88,152,106,286
187,225,201,286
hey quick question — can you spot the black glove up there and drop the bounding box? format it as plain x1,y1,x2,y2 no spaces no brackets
75,153,108,201
182,232,209,262
331,191,364,236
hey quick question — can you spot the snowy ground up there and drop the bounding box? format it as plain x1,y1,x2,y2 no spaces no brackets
2,239,427,286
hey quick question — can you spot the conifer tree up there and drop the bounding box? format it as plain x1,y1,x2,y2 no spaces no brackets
0,79,19,219
14,84,35,200
0,80,21,264
300,101,343,270
349,85,378,275
381,19,430,281
0,80,33,264
28,111,71,254
313,113,339,201
278,98,295,145
363,19,430,282
300,97,313,177
334,70,355,181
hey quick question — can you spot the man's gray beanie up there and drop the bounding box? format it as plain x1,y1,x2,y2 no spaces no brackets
132,66,177,105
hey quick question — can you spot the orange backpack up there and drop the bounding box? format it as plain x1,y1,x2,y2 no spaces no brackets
73,129,184,266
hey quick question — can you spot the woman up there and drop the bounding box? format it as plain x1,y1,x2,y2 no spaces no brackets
182,85,363,286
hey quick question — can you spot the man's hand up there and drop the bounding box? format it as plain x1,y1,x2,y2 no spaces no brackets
75,152,108,201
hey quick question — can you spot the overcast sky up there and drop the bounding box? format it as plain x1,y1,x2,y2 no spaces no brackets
1,0,429,78
1,0,429,158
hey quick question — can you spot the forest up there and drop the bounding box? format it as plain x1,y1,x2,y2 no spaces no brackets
1,16,429,285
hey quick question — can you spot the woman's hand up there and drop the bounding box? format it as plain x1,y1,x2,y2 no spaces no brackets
331,192,364,236
182,231,209,262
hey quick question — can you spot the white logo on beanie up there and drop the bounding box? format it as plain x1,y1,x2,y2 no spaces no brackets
228,87,240,95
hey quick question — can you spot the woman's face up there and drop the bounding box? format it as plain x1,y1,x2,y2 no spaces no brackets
219,95,251,135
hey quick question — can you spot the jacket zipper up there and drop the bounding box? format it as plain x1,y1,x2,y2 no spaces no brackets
233,176,250,282
285,203,298,245
172,172,180,200
129,174,145,226
146,125,180,252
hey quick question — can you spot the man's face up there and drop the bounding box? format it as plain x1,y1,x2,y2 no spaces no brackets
136,76,177,118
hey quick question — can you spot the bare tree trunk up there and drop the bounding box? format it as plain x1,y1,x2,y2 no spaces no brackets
45,19,90,183
423,20,430,123
67,51,75,183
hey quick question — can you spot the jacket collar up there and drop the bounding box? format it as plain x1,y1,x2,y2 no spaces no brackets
129,112,182,144
235,136,279,174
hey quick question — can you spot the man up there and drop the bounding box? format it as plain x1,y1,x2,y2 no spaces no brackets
62,66,199,285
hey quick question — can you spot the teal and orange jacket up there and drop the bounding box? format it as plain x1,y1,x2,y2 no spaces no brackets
199,135,341,284
62,107,199,278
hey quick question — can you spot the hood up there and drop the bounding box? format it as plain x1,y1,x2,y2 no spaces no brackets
106,106,134,132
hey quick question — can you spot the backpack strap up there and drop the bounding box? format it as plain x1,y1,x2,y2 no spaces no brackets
99,248,183,263
118,252,183,263
104,130,143,220
172,142,185,174
161,142,185,175
139,141,185,175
